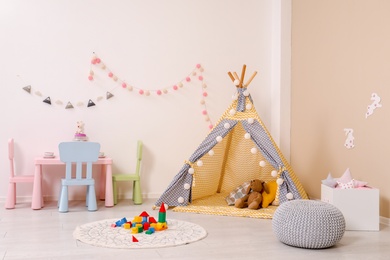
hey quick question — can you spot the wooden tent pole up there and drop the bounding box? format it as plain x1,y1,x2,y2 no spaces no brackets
244,71,258,87
232,72,240,81
227,72,235,82
240,64,246,88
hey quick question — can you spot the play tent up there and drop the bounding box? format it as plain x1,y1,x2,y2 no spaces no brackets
155,65,308,218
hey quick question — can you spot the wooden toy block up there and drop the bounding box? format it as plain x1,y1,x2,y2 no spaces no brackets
123,223,131,229
131,227,139,234
115,217,127,227
143,222,150,230
133,216,142,223
149,217,157,223
156,222,167,231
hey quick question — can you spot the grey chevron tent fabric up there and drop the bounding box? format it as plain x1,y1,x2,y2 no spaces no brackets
155,85,308,211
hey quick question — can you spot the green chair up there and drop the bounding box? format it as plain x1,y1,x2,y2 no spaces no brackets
112,140,143,205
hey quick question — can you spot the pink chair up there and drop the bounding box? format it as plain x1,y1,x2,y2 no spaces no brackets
5,138,40,209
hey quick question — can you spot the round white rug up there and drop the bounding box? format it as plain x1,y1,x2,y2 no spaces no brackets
73,218,207,249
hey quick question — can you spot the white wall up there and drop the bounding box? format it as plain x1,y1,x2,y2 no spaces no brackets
0,0,290,201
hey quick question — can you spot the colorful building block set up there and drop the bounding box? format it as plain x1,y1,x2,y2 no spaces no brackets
112,202,168,238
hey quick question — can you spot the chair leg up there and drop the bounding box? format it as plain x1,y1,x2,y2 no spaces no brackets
86,186,89,207
87,185,97,212
5,183,16,209
113,179,118,205
133,180,142,205
58,185,69,213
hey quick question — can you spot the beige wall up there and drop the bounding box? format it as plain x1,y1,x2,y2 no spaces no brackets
291,0,390,218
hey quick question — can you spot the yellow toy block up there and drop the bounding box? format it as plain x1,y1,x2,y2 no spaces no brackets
156,222,168,231
123,223,131,229
132,216,143,223
131,227,139,234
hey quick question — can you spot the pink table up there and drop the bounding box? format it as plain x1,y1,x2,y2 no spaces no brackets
31,156,114,209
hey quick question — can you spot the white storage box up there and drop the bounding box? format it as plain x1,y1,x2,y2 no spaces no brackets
321,184,379,231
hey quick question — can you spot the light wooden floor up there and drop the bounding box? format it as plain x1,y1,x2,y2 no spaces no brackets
1,199,389,260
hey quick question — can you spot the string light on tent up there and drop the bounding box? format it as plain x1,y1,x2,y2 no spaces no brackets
276,178,284,185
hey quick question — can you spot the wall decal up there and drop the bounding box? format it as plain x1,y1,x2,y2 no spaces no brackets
344,128,355,149
365,92,382,118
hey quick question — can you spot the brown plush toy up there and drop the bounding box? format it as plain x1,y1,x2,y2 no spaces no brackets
234,179,269,209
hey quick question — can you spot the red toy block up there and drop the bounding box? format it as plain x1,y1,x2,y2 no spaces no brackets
143,222,150,230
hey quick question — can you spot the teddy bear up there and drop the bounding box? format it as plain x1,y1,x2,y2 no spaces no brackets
234,179,269,210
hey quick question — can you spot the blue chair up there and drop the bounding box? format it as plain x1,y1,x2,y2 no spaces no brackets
58,142,100,213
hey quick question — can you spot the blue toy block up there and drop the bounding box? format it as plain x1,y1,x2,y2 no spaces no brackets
115,217,127,227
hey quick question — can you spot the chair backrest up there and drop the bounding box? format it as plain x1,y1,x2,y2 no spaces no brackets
58,142,100,180
8,138,15,178
135,140,143,175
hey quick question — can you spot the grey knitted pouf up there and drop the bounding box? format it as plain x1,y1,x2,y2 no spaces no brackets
272,200,345,249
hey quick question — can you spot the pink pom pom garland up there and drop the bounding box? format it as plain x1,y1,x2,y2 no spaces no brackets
88,53,213,128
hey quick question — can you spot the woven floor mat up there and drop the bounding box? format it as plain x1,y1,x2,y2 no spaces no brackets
173,192,277,219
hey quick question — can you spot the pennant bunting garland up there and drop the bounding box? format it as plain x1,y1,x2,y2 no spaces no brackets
87,99,95,107
65,102,74,109
23,85,31,93
19,52,213,128
106,92,114,99
43,97,51,105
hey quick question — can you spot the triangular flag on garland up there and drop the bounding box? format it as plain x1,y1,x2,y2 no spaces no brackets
65,102,74,109
87,99,95,107
23,85,31,93
106,92,114,99
43,97,51,105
